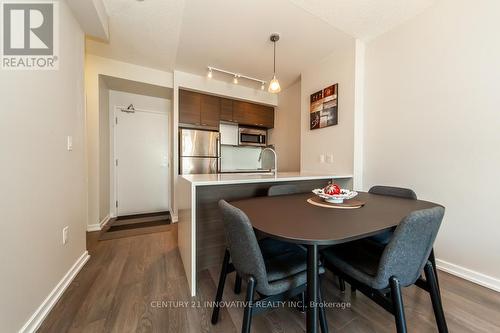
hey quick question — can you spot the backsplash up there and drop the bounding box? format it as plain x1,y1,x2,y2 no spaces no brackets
220,146,262,171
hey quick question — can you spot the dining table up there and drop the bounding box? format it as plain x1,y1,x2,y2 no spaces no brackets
230,191,441,333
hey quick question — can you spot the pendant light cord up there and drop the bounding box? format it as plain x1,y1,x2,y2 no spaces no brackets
273,40,276,74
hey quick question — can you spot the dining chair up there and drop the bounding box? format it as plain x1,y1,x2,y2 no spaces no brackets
322,206,448,333
233,184,301,294
337,185,421,293
367,186,417,244
364,186,440,291
213,200,329,333
267,184,300,196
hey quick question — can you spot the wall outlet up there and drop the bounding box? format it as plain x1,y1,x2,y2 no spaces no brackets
319,154,325,163
62,226,69,245
326,153,334,164
67,136,73,151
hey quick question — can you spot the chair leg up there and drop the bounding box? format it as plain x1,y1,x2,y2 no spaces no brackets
211,249,230,325
429,249,440,290
338,277,346,293
300,291,306,312
234,273,242,294
425,262,448,333
242,276,256,333
389,276,407,333
318,282,329,333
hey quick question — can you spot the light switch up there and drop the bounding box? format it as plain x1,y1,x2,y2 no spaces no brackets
326,153,334,164
62,226,69,245
67,136,73,151
319,154,325,163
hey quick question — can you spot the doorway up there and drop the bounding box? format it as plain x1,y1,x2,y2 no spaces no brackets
113,106,170,217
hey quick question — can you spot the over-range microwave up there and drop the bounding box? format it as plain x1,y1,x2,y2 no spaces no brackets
238,127,267,147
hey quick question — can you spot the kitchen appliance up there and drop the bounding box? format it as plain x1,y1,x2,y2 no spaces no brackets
239,127,267,147
179,128,220,174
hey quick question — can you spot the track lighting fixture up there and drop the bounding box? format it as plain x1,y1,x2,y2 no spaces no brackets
205,66,266,89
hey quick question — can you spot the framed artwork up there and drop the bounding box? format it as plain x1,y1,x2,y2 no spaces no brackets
310,83,338,130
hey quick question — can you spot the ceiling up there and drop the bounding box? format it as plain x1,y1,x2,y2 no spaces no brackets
288,0,436,40
86,0,436,90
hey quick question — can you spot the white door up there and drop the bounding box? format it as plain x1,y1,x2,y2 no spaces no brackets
115,108,169,216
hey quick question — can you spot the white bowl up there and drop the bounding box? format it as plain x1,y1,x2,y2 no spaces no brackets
312,188,358,204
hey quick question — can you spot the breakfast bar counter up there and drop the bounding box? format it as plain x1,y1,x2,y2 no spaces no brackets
177,172,353,296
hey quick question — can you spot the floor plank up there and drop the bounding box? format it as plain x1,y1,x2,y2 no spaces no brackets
38,227,500,332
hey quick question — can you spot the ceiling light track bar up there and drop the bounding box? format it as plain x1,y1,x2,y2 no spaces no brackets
207,66,266,85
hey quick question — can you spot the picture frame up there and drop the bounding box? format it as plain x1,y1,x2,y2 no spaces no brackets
310,83,338,130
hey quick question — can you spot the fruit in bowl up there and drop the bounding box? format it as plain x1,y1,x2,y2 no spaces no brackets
323,183,341,195
312,183,358,204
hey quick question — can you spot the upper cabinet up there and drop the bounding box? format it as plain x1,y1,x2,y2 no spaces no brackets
179,89,275,128
179,90,201,125
200,94,220,127
233,101,274,128
220,98,234,122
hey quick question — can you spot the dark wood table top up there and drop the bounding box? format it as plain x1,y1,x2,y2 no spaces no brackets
230,192,442,245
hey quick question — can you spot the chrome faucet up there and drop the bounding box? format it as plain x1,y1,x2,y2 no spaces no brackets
258,147,278,175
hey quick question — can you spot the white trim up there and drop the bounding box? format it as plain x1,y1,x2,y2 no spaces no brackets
86,214,110,232
436,259,500,293
19,251,90,333
353,39,365,191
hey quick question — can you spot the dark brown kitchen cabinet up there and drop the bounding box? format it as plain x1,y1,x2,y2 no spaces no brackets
200,94,220,127
233,101,274,128
220,98,233,122
180,89,274,128
179,90,201,125
259,105,275,128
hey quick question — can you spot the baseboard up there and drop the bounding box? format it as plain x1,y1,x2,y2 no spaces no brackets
171,214,178,223
436,259,500,293
86,214,111,232
19,251,90,333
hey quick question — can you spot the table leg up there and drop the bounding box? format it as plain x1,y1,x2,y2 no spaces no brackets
307,244,318,333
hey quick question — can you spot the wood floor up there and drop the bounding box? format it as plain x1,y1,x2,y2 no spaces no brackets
39,226,500,333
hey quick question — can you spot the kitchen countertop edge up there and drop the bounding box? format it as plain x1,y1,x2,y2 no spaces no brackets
180,173,353,186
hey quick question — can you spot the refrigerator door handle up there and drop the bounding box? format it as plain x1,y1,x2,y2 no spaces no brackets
216,134,221,173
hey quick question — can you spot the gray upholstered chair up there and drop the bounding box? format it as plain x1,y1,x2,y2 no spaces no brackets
234,184,304,299
321,207,448,333
213,200,328,333
233,184,301,294
364,185,440,292
367,186,417,244
337,185,421,293
267,184,300,196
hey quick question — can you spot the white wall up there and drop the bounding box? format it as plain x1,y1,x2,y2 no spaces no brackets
269,80,301,172
364,0,500,289
0,2,87,331
300,39,356,176
108,90,172,217
85,55,173,229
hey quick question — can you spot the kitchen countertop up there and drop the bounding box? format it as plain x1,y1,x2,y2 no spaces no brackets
181,172,353,186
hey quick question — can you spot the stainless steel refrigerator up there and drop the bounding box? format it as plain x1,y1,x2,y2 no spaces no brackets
179,128,220,174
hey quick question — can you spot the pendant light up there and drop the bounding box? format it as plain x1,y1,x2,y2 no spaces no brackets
268,33,281,94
